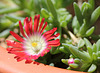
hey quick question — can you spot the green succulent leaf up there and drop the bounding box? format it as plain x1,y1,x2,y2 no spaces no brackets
97,51,100,57
78,39,85,48
41,8,50,18
88,64,97,72
61,59,68,65
90,6,100,25
59,46,68,54
72,16,80,34
93,43,97,53
73,2,83,25
78,19,88,36
69,64,79,69
12,0,21,6
87,46,93,57
46,0,57,20
0,29,10,38
63,44,91,62
60,21,67,27
84,38,92,48
74,58,81,64
93,52,97,61
88,0,95,11
85,26,95,36
50,47,61,54
49,63,54,66
96,39,100,51
0,7,20,15
81,2,92,20
5,15,24,23
67,67,71,70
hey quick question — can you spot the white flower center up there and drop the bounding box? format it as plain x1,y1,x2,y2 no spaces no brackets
23,33,47,55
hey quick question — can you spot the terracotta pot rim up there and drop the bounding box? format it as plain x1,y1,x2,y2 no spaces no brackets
0,46,86,73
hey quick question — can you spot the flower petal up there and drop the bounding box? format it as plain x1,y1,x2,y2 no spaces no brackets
7,47,23,52
31,55,39,60
24,17,30,36
39,18,45,32
19,21,27,38
34,15,40,32
46,33,60,41
25,59,33,63
10,31,24,42
29,17,33,34
6,40,23,48
40,22,47,34
48,39,60,47
43,27,57,39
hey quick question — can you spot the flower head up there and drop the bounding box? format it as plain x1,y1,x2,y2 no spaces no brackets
68,58,75,65
6,15,60,63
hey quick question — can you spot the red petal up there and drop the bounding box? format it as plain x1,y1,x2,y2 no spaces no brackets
7,47,13,51
48,39,60,47
19,21,27,38
10,31,24,42
43,28,57,39
7,47,23,51
39,18,45,32
31,55,39,60
6,40,23,48
24,17,30,36
46,33,60,41
16,57,24,62
34,15,40,32
29,17,33,34
40,22,47,34
10,51,29,59
48,43,60,47
33,61,40,65
25,59,33,64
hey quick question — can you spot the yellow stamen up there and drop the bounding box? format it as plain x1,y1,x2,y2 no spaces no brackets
32,42,37,47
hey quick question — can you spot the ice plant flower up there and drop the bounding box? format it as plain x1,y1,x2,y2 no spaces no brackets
6,15,60,63
68,58,75,65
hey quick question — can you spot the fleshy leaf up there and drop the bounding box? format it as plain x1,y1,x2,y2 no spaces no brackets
63,44,91,62
46,0,57,20
85,26,95,37
74,58,80,64
87,46,93,57
96,39,100,51
59,46,68,54
0,7,20,14
88,0,95,11
50,47,61,54
90,6,100,25
92,43,97,53
69,64,79,69
41,8,50,18
97,51,100,57
78,39,85,48
5,15,24,23
88,64,97,72
0,29,10,38
81,2,92,20
93,52,97,61
61,59,68,65
73,2,83,25
84,38,92,48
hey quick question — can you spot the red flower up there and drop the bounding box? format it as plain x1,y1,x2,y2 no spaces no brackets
68,58,75,65
6,15,60,63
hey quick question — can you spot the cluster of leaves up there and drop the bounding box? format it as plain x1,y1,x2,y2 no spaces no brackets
0,0,100,72
72,0,100,37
